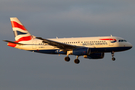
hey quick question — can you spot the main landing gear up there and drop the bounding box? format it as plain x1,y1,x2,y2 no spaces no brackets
74,56,80,64
64,56,80,64
64,56,70,62
111,51,116,61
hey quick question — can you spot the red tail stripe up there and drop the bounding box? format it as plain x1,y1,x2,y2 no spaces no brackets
16,36,32,42
11,21,27,31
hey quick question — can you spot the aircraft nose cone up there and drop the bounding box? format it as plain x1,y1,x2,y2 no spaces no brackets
129,46,132,49
130,45,132,49
128,43,133,50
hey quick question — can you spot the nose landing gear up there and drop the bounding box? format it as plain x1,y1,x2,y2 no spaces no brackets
111,51,116,61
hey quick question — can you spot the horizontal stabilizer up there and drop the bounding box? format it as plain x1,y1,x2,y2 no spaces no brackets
3,40,24,45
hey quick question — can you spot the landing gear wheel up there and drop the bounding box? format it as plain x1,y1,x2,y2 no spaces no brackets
112,57,116,61
74,59,80,64
111,51,116,61
64,56,70,62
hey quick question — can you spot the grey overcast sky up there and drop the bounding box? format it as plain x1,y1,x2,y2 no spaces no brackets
0,0,135,90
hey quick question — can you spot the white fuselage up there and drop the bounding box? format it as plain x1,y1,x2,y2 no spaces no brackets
14,36,132,53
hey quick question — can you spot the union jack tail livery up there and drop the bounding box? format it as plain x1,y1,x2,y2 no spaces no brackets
10,17,33,42
3,17,132,64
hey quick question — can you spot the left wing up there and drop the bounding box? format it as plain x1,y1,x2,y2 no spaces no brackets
36,37,80,51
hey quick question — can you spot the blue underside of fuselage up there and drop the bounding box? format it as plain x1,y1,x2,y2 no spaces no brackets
90,47,132,53
29,47,132,55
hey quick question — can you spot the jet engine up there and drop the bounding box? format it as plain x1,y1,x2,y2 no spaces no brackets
67,48,91,55
84,52,104,59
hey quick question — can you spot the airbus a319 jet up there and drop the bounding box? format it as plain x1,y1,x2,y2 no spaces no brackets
3,17,132,64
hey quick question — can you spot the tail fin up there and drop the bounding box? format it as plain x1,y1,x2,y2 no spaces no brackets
10,17,33,42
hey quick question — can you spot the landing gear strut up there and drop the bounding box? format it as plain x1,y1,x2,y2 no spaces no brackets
111,51,116,61
74,56,80,64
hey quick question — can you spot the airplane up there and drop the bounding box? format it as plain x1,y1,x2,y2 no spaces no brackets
3,17,132,64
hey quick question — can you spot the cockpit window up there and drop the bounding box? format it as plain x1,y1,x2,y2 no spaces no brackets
119,39,127,42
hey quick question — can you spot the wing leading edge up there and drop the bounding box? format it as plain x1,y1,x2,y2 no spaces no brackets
36,37,81,51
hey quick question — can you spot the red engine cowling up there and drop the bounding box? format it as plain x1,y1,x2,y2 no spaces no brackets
84,52,104,59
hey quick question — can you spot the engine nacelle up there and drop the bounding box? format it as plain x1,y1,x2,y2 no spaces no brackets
71,48,91,55
84,52,104,59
